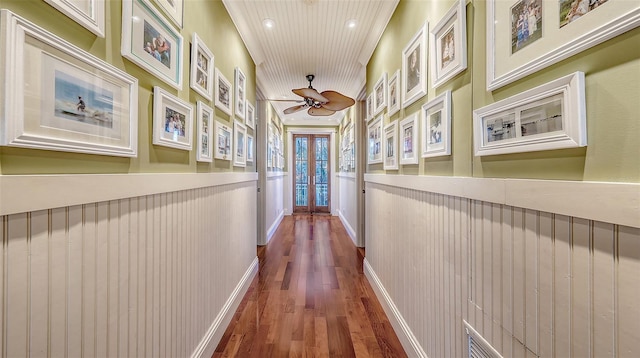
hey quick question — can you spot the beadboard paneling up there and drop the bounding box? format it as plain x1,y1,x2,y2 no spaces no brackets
338,174,358,245
265,173,286,244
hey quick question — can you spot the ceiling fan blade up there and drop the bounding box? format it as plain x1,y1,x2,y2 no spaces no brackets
284,104,307,114
308,107,335,116
320,90,356,111
292,88,329,103
268,99,305,102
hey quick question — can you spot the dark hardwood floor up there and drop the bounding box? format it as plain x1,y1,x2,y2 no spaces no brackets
213,215,407,358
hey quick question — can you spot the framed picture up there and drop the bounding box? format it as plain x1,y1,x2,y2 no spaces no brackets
214,68,233,116
387,69,401,117
0,10,138,157
153,0,184,28
196,101,213,162
190,33,214,101
430,0,467,88
246,101,255,129
487,0,639,90
247,134,254,163
233,120,247,167
399,113,419,165
402,22,428,109
383,121,399,170
121,0,183,89
152,86,193,150
373,72,387,115
366,93,374,121
214,120,233,160
421,90,452,158
474,72,586,156
44,0,105,37
235,67,246,120
367,115,383,164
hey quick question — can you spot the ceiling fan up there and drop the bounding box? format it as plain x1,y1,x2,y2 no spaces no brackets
276,75,355,116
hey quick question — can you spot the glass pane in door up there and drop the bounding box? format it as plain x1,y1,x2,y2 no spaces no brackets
295,136,308,207
315,137,329,207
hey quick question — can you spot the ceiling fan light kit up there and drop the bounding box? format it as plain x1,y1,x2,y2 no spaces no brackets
282,74,355,117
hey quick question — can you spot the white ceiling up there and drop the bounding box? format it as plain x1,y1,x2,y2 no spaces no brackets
222,0,399,126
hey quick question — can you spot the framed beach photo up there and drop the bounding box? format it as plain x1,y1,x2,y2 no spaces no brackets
190,33,214,101
196,101,213,162
0,10,138,157
121,0,183,90
247,134,254,163
383,121,398,170
215,68,233,116
474,72,586,156
214,120,233,160
402,22,428,109
246,101,255,129
152,86,193,150
487,0,639,90
373,72,387,116
44,0,105,37
366,93,374,121
399,113,419,165
233,120,247,167
235,67,246,121
367,115,383,164
153,0,184,28
387,70,401,117
421,90,452,158
430,0,467,88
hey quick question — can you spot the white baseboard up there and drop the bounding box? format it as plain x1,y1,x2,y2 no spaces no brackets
338,210,357,246
191,257,259,358
364,259,428,358
266,210,285,244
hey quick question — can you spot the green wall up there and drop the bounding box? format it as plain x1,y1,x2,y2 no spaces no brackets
0,0,255,174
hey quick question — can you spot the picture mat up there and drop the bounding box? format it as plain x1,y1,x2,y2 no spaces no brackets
402,22,428,108
154,0,184,27
190,33,213,101
44,0,105,37
399,113,419,164
431,0,467,88
421,90,452,158
215,68,233,116
214,120,233,160
153,86,192,150
196,101,213,162
388,70,401,116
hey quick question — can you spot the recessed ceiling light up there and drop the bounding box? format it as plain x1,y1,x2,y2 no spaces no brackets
346,19,357,29
263,18,275,29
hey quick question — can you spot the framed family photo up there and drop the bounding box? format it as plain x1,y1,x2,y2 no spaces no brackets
430,0,467,88
487,0,639,90
247,134,254,163
122,0,183,89
235,67,246,120
215,68,233,116
387,69,401,117
214,120,233,160
366,93,374,121
233,120,247,167
44,0,105,37
421,90,452,158
152,86,193,150
153,0,184,28
246,101,255,129
367,115,383,164
190,33,214,101
399,113,419,165
383,121,398,170
373,72,387,116
402,22,428,109
196,101,213,162
0,10,138,157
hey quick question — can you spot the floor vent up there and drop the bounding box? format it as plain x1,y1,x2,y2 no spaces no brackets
464,320,503,358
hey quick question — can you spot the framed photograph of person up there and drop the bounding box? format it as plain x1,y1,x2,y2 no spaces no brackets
233,120,247,167
152,86,193,150
399,113,419,165
153,0,184,28
387,70,401,117
430,0,467,88
421,90,452,158
366,93,374,121
373,72,387,116
214,120,233,160
383,121,399,170
0,10,138,157
43,0,105,37
196,101,213,162
402,22,428,109
247,134,254,163
487,0,637,90
367,115,383,164
234,67,247,121
122,0,183,90
190,33,214,101
246,101,255,129
474,72,586,156
214,68,233,116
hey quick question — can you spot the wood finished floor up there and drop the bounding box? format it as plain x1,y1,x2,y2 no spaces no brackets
213,215,407,358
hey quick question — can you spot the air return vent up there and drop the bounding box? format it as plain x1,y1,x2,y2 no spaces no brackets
464,320,503,358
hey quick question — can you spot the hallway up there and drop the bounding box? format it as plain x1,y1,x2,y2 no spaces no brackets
213,215,407,357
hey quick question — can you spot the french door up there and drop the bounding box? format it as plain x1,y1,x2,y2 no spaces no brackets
293,134,330,214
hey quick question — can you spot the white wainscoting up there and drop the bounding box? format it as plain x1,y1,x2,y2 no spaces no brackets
265,172,286,245
338,173,358,245
364,175,640,358
0,175,258,358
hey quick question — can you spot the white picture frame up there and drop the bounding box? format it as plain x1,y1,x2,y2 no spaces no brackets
387,69,401,117
474,72,586,156
234,67,246,121
44,0,105,37
399,113,419,165
421,90,452,158
196,101,213,162
121,0,183,90
214,68,233,116
367,115,383,164
152,86,193,150
247,134,254,163
153,0,184,28
366,92,374,121
487,0,639,90
0,10,138,157
214,120,233,160
233,120,247,167
431,0,467,88
190,33,214,101
245,101,255,129
402,22,428,109
383,121,399,170
373,72,387,116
